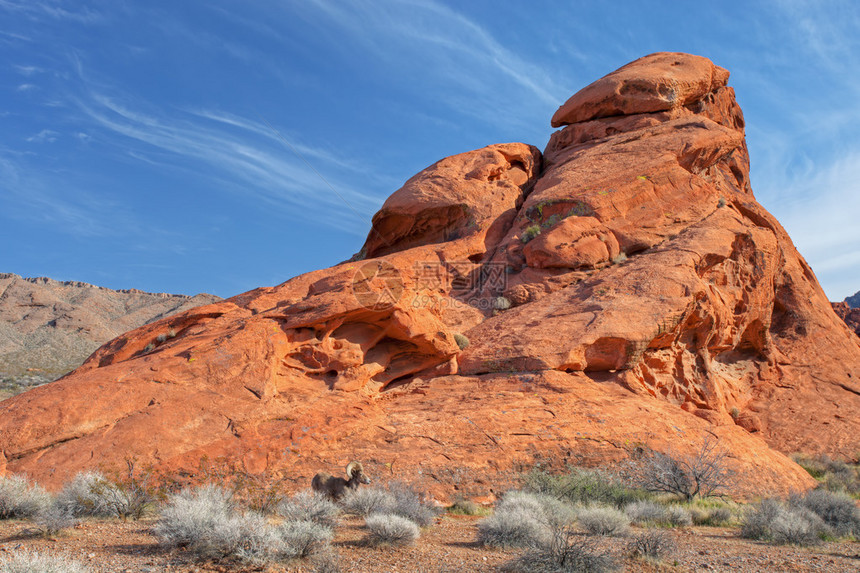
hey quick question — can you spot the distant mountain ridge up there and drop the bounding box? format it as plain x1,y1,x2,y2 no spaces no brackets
0,272,220,397
846,290,860,308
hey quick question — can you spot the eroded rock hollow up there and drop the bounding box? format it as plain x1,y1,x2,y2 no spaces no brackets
2,53,859,499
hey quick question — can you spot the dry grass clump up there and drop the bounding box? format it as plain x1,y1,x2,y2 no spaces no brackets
624,500,666,525
341,483,438,527
277,490,340,528
500,526,617,573
576,506,630,537
0,549,89,573
364,513,419,546
740,498,826,546
627,528,675,561
0,475,50,519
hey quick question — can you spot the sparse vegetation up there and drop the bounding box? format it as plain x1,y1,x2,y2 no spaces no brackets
627,529,675,561
740,498,827,546
521,225,541,244
717,197,727,208
447,498,490,516
454,333,470,350
500,525,617,573
342,488,396,517
0,550,89,573
0,474,50,519
478,505,550,548
56,471,116,518
627,435,734,501
611,253,627,265
154,485,281,562
791,489,860,537
624,500,667,525
577,506,630,536
278,519,334,558
277,490,340,528
364,513,419,546
32,503,79,536
792,453,860,496
664,505,693,528
524,466,649,508
494,296,512,311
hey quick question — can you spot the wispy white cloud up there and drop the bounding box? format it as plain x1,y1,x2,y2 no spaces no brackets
25,129,58,143
299,0,565,130
15,83,36,92
0,0,103,24
766,150,860,301
73,88,383,233
0,150,120,236
13,64,43,76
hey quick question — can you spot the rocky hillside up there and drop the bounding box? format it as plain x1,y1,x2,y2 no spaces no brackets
0,273,219,397
2,53,858,500
833,301,860,337
845,290,860,308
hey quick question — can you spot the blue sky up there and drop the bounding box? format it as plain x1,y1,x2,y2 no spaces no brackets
1,1,858,300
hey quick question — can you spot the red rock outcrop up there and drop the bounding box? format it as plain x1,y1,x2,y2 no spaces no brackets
2,53,859,500
833,301,860,337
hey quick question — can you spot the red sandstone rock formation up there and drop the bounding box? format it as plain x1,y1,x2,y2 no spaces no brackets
2,53,858,499
833,301,860,337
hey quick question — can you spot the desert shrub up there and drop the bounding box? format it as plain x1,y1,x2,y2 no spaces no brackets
310,550,342,573
33,502,79,536
793,454,860,495
341,487,396,516
0,550,89,573
56,472,115,518
447,499,489,516
154,485,282,562
478,506,550,548
386,482,439,527
277,491,340,528
454,333,470,350
0,474,51,519
664,506,692,528
627,436,734,501
341,483,437,526
92,460,164,520
156,333,168,343
792,489,860,536
627,528,675,560
496,491,576,529
524,467,648,508
577,506,630,536
624,500,667,525
710,506,733,525
364,513,419,546
741,498,827,545
500,525,617,573
740,499,783,540
521,225,541,244
611,253,627,265
770,509,824,546
494,296,512,311
278,520,333,558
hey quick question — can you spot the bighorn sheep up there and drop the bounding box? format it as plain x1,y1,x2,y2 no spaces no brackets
311,461,370,500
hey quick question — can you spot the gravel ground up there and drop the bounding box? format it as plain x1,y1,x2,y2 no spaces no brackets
1,514,858,572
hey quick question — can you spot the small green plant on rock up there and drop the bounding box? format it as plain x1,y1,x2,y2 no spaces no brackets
454,333,470,350
521,225,541,244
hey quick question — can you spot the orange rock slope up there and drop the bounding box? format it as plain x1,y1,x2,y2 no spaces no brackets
3,53,859,499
